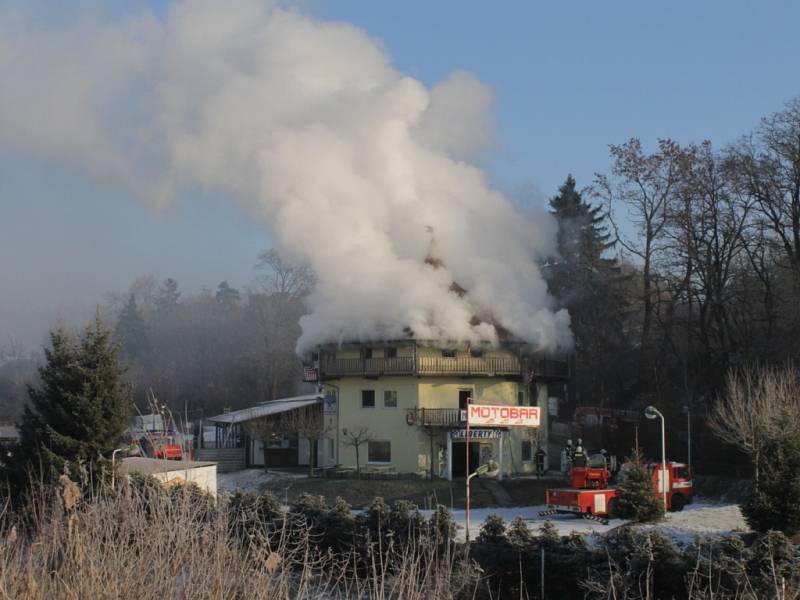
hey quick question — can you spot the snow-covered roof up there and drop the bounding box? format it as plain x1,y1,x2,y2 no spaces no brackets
0,425,19,440
206,394,323,425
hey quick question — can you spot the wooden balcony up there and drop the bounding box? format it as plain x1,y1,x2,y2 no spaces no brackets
320,355,524,378
406,408,465,427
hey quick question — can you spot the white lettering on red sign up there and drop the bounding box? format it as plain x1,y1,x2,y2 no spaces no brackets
467,404,540,427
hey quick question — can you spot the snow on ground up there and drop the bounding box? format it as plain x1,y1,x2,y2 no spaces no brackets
424,497,748,544
217,468,307,494
636,499,749,545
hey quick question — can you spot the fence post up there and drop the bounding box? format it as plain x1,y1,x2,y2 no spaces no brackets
540,546,545,599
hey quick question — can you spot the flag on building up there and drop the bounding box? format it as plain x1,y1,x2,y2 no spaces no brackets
303,366,318,382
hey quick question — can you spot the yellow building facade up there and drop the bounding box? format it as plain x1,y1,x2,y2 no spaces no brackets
316,342,567,479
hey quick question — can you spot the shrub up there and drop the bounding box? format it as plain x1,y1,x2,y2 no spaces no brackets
614,449,665,522
227,490,284,545
742,433,800,535
387,499,426,543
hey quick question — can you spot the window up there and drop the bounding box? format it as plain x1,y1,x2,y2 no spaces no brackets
368,441,391,463
470,348,483,358
327,438,335,460
521,441,533,462
674,467,690,480
267,433,290,449
361,389,375,408
442,349,456,358
518,390,525,406
458,389,472,410
385,347,398,358
363,348,373,359
384,390,398,408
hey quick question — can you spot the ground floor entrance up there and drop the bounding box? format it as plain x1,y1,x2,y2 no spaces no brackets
446,428,506,480
450,441,482,478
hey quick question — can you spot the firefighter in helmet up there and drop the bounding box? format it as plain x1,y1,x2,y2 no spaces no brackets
572,438,587,468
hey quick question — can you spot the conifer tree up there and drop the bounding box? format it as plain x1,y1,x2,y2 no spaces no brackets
14,316,132,482
614,449,665,522
215,281,241,312
154,277,181,316
114,293,149,360
742,433,800,535
548,175,613,296
546,175,631,410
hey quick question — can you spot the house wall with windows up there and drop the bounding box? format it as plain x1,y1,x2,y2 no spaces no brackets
322,342,561,478
333,375,422,474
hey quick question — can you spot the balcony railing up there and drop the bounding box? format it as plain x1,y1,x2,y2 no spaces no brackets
418,356,521,376
407,408,465,427
320,354,569,380
529,358,570,380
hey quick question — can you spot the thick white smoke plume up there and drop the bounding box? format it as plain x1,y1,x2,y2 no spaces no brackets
0,0,571,353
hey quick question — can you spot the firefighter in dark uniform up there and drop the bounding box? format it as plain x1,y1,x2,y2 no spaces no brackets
572,438,587,468
535,446,547,478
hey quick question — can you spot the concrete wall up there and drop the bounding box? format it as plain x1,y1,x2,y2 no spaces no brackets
154,464,217,496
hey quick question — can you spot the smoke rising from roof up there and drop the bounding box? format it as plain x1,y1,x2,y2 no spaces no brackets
0,0,571,353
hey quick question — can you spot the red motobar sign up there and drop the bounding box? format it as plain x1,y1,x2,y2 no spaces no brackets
467,404,540,427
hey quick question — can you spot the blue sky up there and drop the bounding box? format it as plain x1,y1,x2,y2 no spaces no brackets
1,0,799,345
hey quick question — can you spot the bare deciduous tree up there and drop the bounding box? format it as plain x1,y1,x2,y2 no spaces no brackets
594,139,695,365
243,412,291,472
283,405,332,476
727,97,800,277
255,249,315,300
341,426,373,479
709,362,800,489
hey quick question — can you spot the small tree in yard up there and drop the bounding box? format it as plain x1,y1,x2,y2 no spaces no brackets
341,426,372,478
742,433,800,535
243,414,288,473
614,449,665,522
12,316,132,487
709,363,800,492
284,405,332,476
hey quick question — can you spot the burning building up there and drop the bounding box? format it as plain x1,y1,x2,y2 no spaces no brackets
311,340,568,479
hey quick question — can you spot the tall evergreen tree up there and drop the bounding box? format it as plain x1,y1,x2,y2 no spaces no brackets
154,277,181,316
215,281,241,312
547,175,613,297
546,176,632,414
114,293,149,360
13,316,132,482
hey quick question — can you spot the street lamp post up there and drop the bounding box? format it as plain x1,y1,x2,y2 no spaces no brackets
465,460,499,543
682,404,691,470
644,406,668,510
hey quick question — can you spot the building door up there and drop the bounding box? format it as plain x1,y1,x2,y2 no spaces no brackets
451,441,481,477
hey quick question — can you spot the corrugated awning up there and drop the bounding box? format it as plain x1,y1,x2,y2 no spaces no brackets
206,394,323,425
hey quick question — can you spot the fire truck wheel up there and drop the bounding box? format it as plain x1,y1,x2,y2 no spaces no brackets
607,498,620,519
670,493,686,512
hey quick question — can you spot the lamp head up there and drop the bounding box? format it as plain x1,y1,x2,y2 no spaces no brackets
475,460,500,478
644,406,660,420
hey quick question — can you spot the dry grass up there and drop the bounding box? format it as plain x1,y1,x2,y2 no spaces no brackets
0,478,472,600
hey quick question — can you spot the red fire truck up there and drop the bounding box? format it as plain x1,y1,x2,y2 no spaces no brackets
542,460,693,523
